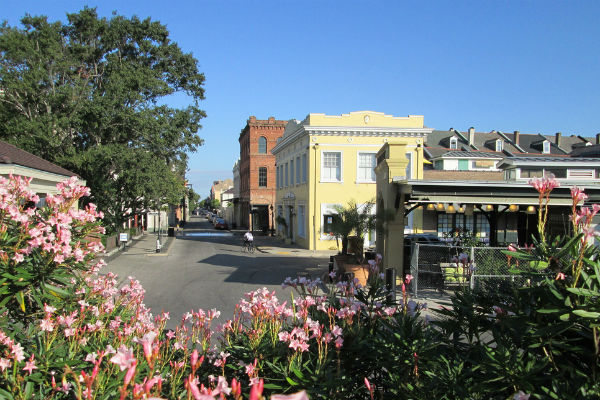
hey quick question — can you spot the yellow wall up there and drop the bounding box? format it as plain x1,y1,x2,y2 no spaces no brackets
275,111,429,251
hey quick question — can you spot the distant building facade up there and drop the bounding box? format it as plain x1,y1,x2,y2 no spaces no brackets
238,116,287,231
272,111,432,250
211,179,233,206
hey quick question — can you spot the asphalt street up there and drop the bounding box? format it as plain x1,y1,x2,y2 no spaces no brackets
102,217,332,330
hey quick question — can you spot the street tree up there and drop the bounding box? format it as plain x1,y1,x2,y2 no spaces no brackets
0,8,205,231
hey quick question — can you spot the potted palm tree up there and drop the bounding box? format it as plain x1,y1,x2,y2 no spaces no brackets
330,200,376,285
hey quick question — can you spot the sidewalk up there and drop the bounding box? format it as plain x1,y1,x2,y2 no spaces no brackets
229,228,337,259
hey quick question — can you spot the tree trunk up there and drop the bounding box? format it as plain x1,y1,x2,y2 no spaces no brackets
341,237,349,255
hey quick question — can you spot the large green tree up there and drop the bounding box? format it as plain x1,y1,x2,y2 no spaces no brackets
0,8,205,231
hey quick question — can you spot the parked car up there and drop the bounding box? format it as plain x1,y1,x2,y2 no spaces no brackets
214,218,229,230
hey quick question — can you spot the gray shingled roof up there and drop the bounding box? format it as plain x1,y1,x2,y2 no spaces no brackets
427,129,592,157
505,156,600,163
0,140,78,177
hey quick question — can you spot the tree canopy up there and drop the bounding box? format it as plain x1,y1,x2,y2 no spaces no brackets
0,8,205,231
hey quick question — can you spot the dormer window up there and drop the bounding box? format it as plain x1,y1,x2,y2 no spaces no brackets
449,137,458,150
495,139,503,152
543,140,551,154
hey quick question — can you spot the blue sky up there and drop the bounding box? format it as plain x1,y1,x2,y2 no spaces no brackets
3,1,600,197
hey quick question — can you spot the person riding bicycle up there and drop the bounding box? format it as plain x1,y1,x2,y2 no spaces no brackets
243,231,254,250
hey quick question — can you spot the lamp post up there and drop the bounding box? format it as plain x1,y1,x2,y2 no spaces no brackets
312,143,319,253
270,204,275,236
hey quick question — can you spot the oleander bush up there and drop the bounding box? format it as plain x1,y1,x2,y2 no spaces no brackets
1,174,599,399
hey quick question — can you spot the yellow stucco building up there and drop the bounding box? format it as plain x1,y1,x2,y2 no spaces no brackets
271,111,431,251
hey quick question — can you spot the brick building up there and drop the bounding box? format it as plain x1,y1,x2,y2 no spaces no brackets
238,116,287,231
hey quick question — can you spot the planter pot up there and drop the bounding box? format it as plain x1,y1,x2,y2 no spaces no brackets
344,263,370,286
333,255,370,286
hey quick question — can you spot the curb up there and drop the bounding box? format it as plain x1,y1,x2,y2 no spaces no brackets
147,236,175,257
100,233,154,259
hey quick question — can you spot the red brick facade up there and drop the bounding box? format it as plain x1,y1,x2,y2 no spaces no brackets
238,116,287,230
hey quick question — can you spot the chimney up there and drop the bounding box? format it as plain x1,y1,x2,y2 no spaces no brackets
468,127,475,146
555,132,562,148
513,131,520,145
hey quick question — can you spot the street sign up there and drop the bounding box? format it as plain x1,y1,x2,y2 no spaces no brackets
119,233,128,242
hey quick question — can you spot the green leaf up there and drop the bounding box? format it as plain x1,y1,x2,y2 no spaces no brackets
0,387,13,400
263,383,283,390
566,287,599,297
286,376,298,386
530,260,548,270
24,381,33,399
537,308,561,314
291,367,304,380
559,313,570,321
573,310,600,319
16,291,25,312
41,282,70,297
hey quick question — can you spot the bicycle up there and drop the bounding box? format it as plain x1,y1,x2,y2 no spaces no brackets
242,240,255,253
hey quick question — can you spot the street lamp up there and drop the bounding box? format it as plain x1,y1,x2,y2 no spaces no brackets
269,204,275,236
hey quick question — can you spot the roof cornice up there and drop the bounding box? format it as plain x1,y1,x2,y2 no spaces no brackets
272,125,432,154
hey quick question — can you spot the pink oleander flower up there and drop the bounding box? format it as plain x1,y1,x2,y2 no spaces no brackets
364,377,374,400
513,391,530,400
124,361,137,385
507,244,517,252
0,358,11,372
22,354,37,375
571,186,588,204
44,304,57,314
555,272,566,280
271,390,310,400
134,331,157,361
529,174,560,194
39,317,54,332
12,252,24,263
110,345,136,371
405,274,414,284
11,342,25,362
582,226,599,243
249,378,264,400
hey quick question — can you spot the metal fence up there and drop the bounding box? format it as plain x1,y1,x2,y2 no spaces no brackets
409,243,529,297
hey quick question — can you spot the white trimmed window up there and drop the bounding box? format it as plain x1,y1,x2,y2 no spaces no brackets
322,151,342,182
285,163,289,186
543,141,551,154
258,167,267,187
450,137,458,150
296,156,301,184
357,152,376,182
258,136,267,154
298,205,305,238
495,139,503,152
405,152,413,179
290,159,294,186
302,153,307,182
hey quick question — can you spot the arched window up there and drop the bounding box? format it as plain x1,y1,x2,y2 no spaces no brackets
258,136,267,154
